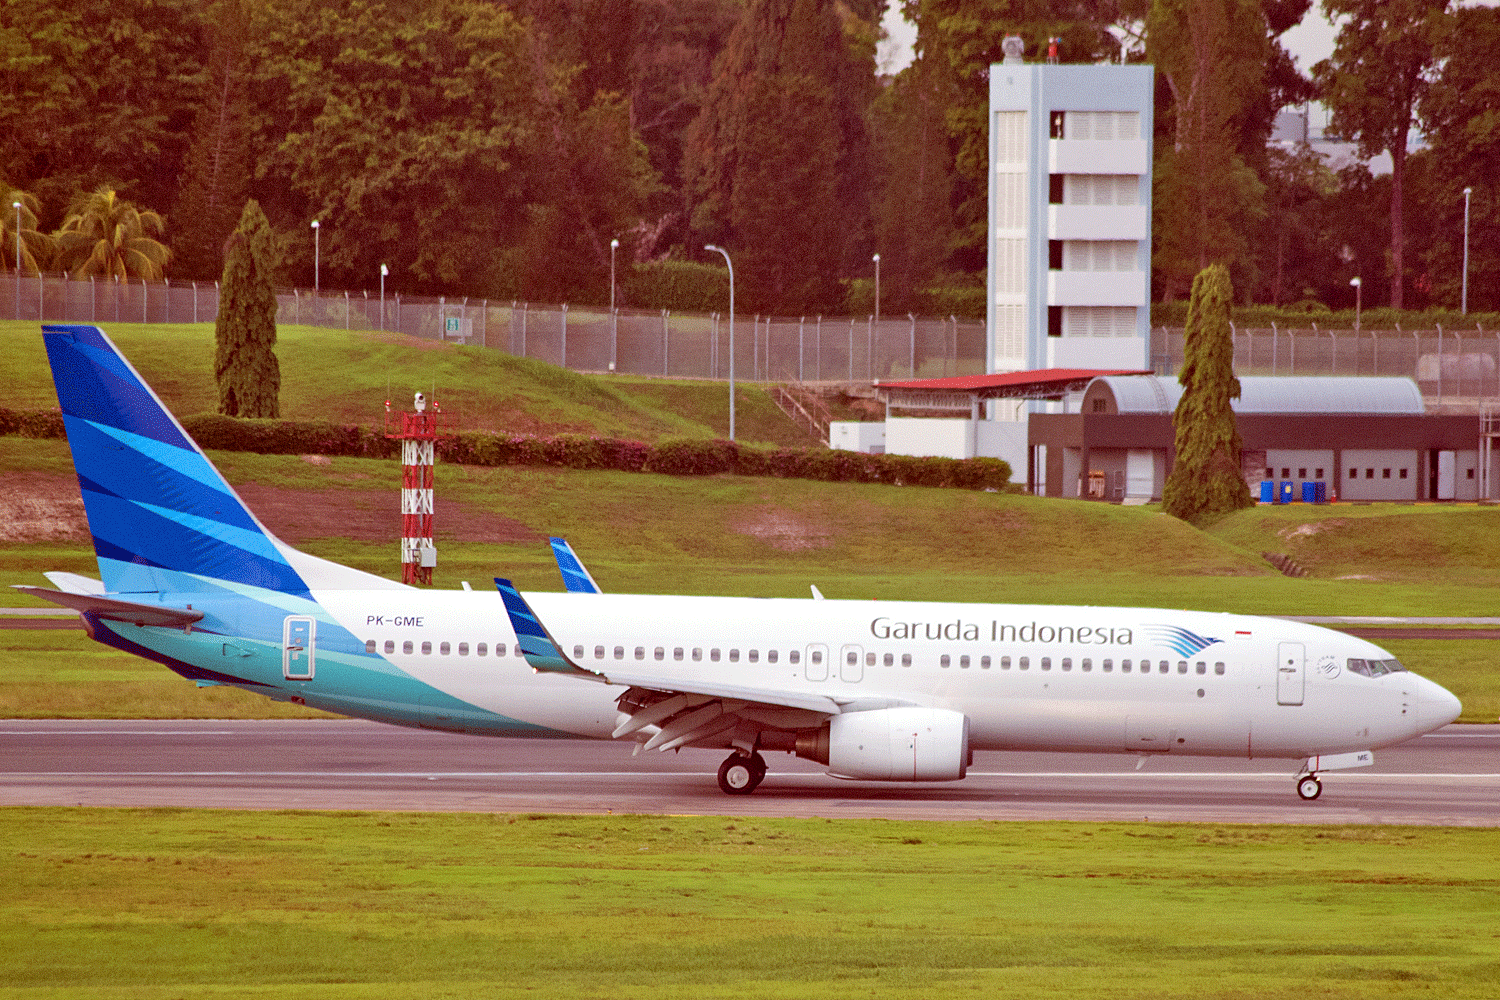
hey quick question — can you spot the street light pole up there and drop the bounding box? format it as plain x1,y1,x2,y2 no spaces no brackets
12,201,20,321
380,264,388,331
610,238,619,372
872,253,880,325
1458,185,1470,314
310,219,320,294
705,244,735,441
1350,276,1362,333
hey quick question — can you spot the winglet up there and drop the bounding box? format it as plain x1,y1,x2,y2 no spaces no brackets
494,578,598,678
549,537,602,594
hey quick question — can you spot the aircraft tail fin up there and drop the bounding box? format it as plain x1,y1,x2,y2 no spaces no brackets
40,325,401,595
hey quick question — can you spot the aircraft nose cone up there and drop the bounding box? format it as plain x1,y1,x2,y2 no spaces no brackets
1418,676,1462,729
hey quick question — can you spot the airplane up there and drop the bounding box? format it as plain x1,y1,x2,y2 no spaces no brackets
20,324,1462,800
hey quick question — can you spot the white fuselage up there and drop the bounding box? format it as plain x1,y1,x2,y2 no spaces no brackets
313,590,1456,759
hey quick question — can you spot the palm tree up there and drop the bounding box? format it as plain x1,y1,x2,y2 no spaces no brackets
54,187,171,280
1,182,54,274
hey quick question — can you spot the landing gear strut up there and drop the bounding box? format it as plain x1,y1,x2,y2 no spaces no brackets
1296,774,1323,801
717,751,767,795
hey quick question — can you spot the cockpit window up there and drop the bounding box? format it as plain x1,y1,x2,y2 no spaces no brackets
1347,657,1408,677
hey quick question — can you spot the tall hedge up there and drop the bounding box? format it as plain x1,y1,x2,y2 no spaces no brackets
214,200,280,418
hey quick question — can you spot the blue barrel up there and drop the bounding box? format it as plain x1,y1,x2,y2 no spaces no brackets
1260,480,1275,503
1279,481,1296,503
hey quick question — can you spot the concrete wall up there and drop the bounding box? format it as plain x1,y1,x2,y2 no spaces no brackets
829,421,886,454
885,417,972,460
1339,449,1419,501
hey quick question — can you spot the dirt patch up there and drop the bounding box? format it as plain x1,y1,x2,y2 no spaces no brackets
734,508,832,551
0,473,89,543
0,474,539,546
1278,518,1349,542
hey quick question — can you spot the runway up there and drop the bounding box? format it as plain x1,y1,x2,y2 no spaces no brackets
2,719,1496,825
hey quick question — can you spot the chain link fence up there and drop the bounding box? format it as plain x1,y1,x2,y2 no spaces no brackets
1,271,989,383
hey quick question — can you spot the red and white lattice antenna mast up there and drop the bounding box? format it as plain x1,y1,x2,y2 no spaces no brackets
386,392,443,585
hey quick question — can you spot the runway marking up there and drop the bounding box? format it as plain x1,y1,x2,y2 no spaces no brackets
6,771,1499,780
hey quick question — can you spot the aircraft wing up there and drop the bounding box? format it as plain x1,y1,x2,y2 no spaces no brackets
495,579,841,750
549,538,602,594
14,586,205,628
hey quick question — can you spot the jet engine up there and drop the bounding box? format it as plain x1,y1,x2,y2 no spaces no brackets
796,707,970,781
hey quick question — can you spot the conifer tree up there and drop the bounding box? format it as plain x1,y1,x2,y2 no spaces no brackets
1161,264,1252,523
214,200,279,418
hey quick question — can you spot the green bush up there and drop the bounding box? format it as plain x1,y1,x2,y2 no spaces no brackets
621,260,729,313
3,409,1010,492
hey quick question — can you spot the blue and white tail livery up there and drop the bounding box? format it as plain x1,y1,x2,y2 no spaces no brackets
22,325,1463,797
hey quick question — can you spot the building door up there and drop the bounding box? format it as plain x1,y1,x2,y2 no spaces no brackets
1276,642,1304,706
1126,449,1155,498
1438,450,1457,500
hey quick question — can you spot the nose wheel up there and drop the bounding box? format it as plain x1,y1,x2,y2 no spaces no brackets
717,751,767,795
1296,775,1323,800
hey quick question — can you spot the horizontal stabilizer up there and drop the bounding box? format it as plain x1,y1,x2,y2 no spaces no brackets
43,571,105,595
13,586,204,628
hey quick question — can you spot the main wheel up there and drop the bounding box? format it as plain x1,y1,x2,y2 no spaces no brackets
1296,775,1323,801
718,754,758,795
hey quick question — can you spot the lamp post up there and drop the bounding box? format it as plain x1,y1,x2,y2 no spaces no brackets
380,264,388,330
310,219,320,294
1350,276,1362,333
705,244,735,441
872,253,881,325
12,201,20,321
610,238,620,371
1462,186,1473,315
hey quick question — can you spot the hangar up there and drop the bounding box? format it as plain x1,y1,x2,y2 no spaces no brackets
1028,374,1493,502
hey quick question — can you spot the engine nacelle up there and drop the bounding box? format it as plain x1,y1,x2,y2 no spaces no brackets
796,708,970,781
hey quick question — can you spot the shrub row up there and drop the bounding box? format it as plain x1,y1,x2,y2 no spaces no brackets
4,408,1012,490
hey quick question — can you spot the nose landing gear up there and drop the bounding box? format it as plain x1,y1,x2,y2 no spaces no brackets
717,751,767,795
1296,774,1323,800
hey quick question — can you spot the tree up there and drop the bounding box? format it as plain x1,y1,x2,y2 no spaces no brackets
215,200,279,419
1314,0,1451,311
0,181,53,273
53,186,171,279
171,0,252,281
1161,264,1252,523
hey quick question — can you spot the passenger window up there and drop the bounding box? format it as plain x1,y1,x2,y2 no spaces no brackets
865,652,875,666
634,647,645,660
385,640,396,654
809,650,820,664
496,642,507,656
654,647,664,661
594,645,605,659
1159,660,1169,673
940,654,951,668
901,653,911,667
403,641,414,654
748,649,758,663
1040,657,1051,671
692,648,702,661
711,649,721,662
768,650,778,664
572,645,582,658
847,650,857,665
959,655,970,669
1121,659,1131,673
458,642,468,656
1215,662,1225,675
365,639,376,653
729,649,739,662
422,641,432,655
1081,658,1092,672
673,647,683,661
613,646,624,660
789,650,800,664
1019,656,1029,670
883,653,893,667
1195,661,1206,674
1061,657,1071,671
980,655,991,669
439,641,451,656
1177,661,1188,674
1001,656,1011,669
476,642,486,656
1102,659,1112,672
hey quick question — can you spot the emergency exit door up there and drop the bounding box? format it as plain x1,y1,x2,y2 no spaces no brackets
1276,641,1304,706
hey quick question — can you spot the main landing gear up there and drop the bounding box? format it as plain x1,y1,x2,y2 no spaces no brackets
1296,774,1323,801
717,751,767,795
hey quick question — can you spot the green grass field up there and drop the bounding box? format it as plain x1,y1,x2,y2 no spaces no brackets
3,810,1498,999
